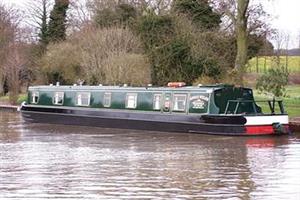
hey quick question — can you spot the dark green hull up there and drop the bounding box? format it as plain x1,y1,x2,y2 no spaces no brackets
21,104,249,135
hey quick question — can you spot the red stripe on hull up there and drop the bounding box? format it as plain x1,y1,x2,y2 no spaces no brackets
246,125,274,135
245,125,289,135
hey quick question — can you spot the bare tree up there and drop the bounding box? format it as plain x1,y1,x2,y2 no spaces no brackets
212,0,271,84
284,32,290,72
272,31,288,70
0,3,16,95
67,0,91,32
132,0,172,14
5,43,27,104
25,0,53,43
87,0,172,15
39,25,151,85
0,3,29,103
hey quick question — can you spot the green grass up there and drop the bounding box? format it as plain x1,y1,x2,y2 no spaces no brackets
248,56,300,73
253,85,300,117
0,94,27,105
16,94,28,104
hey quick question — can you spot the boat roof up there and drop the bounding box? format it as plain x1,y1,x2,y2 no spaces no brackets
28,84,242,93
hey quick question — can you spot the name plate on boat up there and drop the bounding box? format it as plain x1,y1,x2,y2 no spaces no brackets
189,94,209,113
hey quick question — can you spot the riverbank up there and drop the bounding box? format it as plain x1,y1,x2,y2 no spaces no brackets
252,85,300,117
0,105,19,112
290,117,300,132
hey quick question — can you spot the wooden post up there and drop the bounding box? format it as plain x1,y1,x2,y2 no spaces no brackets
256,56,259,73
264,56,267,73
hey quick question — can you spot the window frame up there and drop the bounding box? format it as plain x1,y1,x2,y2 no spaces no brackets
76,92,91,107
153,93,162,110
52,92,64,105
125,93,138,109
31,91,39,104
103,92,112,108
172,94,187,112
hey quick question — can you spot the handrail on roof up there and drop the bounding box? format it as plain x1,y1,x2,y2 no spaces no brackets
224,99,285,115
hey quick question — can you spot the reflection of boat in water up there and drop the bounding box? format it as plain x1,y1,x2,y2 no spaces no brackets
20,83,290,136
245,137,290,148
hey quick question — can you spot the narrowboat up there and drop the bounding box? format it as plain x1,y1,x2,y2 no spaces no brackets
20,83,290,136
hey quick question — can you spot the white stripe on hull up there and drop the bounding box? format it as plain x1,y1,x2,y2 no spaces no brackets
245,115,289,126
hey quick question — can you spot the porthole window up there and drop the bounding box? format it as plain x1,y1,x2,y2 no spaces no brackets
153,94,162,110
103,92,111,107
53,92,64,105
31,91,39,104
126,93,137,109
173,94,187,112
76,92,91,107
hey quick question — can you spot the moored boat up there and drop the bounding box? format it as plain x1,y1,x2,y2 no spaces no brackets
20,83,290,136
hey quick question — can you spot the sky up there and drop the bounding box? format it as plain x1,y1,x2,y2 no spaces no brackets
1,0,300,49
262,0,300,48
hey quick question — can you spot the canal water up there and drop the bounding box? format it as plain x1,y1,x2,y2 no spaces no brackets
0,112,300,200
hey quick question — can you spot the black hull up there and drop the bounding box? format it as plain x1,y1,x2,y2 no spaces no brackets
20,105,253,136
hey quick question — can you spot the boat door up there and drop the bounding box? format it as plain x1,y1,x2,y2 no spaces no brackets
163,93,172,113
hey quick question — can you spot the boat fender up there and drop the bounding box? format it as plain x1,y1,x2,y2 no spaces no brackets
164,101,170,111
18,101,27,112
272,123,288,134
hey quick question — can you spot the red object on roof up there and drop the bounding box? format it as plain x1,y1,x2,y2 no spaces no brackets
167,82,186,88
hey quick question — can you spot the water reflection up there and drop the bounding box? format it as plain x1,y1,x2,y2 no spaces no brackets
0,112,300,199
0,112,22,142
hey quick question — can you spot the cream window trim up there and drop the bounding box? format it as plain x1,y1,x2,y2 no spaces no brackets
53,92,64,105
76,92,91,107
103,92,112,107
153,94,162,110
31,91,39,104
126,93,137,109
173,94,187,112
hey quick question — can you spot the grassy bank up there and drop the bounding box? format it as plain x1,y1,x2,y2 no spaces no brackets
248,56,300,73
0,94,27,105
253,85,300,117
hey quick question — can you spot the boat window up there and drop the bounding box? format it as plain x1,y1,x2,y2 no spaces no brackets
31,91,39,104
76,92,91,106
126,93,137,109
103,92,111,107
53,92,64,105
153,94,162,110
173,94,187,112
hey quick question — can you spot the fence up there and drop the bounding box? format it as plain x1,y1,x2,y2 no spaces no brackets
247,56,300,73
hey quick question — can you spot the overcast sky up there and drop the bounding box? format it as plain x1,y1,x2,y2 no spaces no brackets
2,0,300,48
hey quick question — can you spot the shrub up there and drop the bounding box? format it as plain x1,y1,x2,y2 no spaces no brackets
39,26,150,86
256,68,289,97
39,42,81,84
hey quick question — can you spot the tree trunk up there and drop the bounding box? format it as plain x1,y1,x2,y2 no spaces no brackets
0,79,4,95
234,0,249,85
